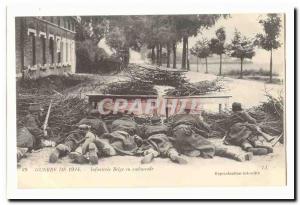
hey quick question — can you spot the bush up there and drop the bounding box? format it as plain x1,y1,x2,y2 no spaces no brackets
225,68,278,76
76,40,121,74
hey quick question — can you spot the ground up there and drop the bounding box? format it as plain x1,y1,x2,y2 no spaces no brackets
17,67,285,185
19,138,284,168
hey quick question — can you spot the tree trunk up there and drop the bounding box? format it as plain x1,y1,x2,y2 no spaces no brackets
270,49,273,83
151,46,155,64
124,46,130,67
159,44,162,66
196,57,199,72
156,44,159,65
166,44,170,68
172,42,176,69
187,37,190,70
240,57,243,79
219,54,222,75
205,57,208,74
181,36,187,70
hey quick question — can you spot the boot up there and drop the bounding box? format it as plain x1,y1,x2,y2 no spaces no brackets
49,144,68,163
247,147,269,155
234,152,253,162
186,150,201,157
69,152,89,164
257,146,273,154
88,143,98,165
49,149,60,163
141,153,154,164
244,152,253,161
170,155,188,164
94,139,116,156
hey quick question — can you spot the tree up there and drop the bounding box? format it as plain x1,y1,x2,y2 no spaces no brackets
105,16,146,67
76,40,110,73
143,16,179,67
76,16,107,44
228,30,255,78
209,27,226,75
173,15,227,70
255,14,281,83
190,38,211,73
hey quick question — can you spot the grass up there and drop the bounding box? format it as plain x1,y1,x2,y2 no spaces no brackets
225,68,279,77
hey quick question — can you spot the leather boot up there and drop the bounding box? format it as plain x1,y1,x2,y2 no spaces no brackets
88,143,98,165
170,155,188,164
248,147,269,155
49,149,60,163
69,152,89,164
49,144,68,163
141,153,154,164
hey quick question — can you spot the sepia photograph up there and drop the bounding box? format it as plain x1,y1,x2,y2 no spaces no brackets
5,2,295,199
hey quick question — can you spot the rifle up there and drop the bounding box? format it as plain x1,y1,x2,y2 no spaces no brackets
43,100,52,137
272,133,284,147
233,113,275,142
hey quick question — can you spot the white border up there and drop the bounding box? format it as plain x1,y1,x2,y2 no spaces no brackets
6,0,295,199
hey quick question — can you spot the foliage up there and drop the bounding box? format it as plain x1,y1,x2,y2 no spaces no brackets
225,68,278,77
76,40,121,73
255,14,282,51
255,14,282,82
75,16,108,44
209,27,226,55
261,91,284,119
105,16,147,67
76,15,228,69
165,78,224,96
227,29,255,60
190,38,211,59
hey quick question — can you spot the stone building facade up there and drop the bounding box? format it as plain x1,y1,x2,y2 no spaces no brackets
15,16,77,79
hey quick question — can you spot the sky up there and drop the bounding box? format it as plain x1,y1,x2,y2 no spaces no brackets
186,13,285,65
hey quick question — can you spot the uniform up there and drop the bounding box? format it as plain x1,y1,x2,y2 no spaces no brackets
99,117,142,156
139,124,187,164
170,114,252,161
224,110,273,155
49,116,109,164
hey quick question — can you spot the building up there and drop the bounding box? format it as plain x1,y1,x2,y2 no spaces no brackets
15,16,77,79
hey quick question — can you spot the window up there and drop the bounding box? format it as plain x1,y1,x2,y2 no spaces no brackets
49,37,54,64
66,42,68,63
61,41,64,63
29,33,36,66
41,36,46,65
70,42,73,63
68,19,71,30
57,17,61,26
56,38,61,63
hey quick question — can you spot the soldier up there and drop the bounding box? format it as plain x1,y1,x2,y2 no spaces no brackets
139,123,187,164
98,116,143,156
49,109,110,164
170,114,253,162
224,102,274,155
17,104,49,162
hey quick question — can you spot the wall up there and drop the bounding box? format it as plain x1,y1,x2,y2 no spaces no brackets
15,17,77,79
